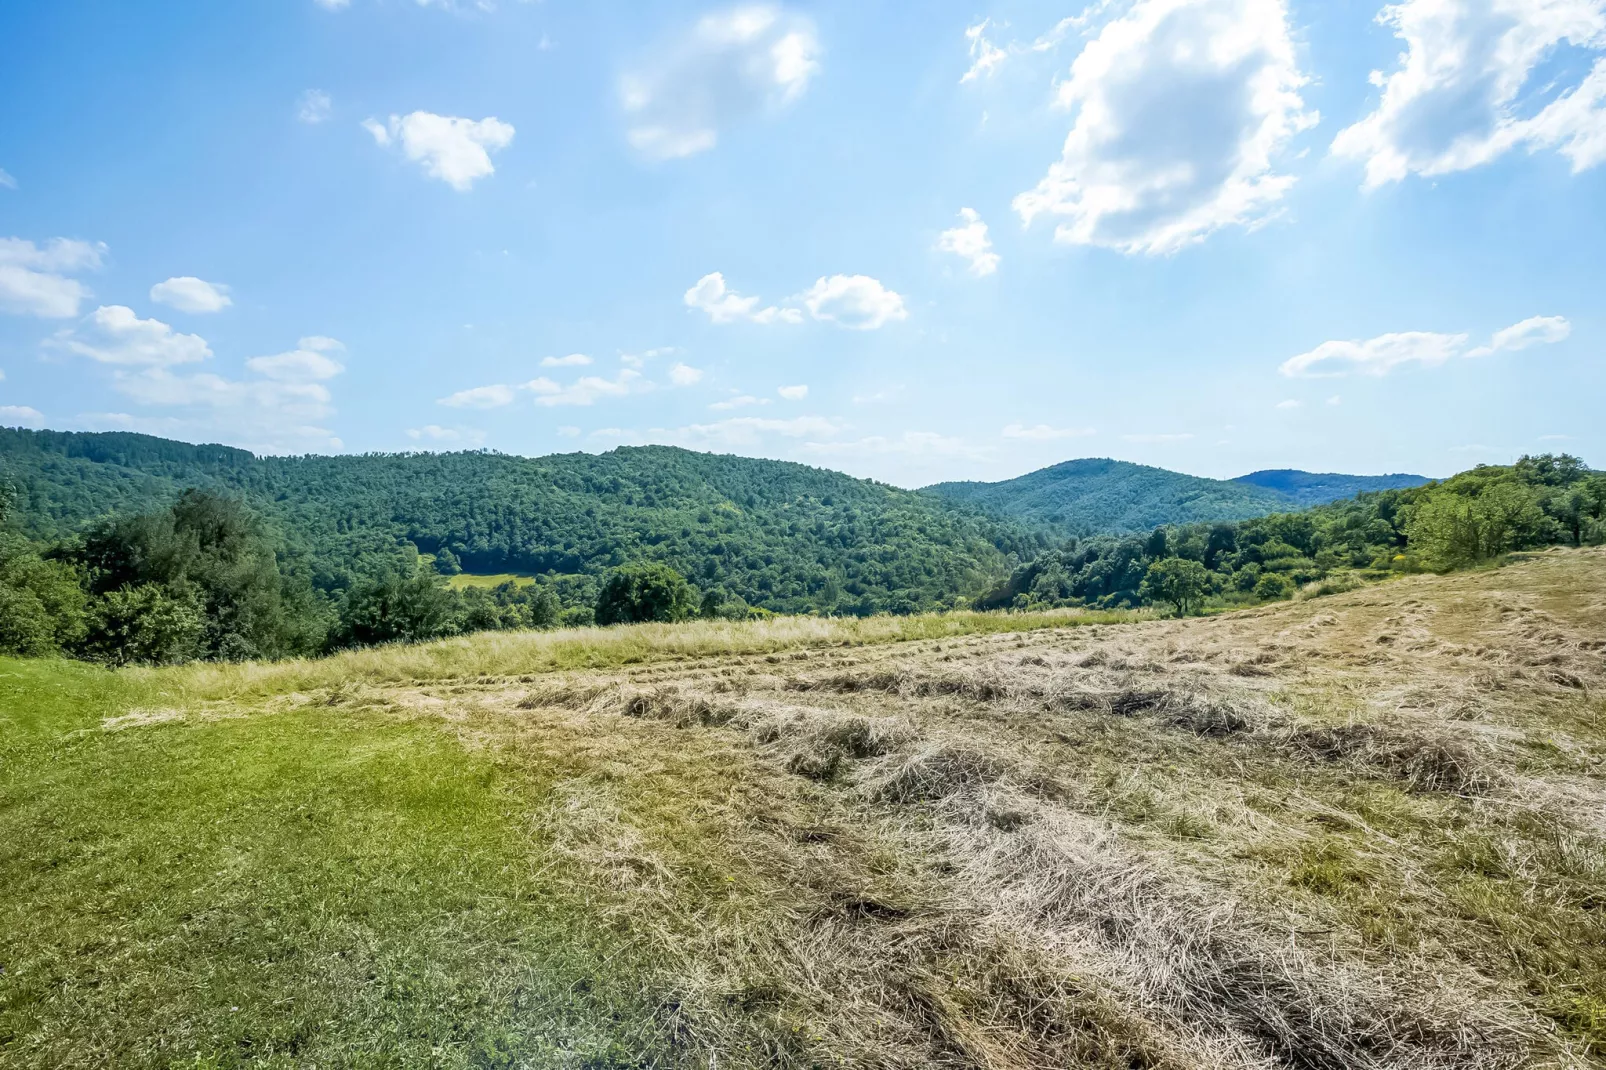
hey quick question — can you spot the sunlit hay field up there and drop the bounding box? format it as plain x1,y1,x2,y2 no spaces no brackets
3,552,1604,1068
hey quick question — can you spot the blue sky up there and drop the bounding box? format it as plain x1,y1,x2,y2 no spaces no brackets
1,0,1602,487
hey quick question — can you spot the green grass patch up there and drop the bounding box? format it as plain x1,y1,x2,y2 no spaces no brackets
444,573,538,591
0,705,679,1068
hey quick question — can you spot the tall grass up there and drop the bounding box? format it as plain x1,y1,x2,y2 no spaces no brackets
140,605,1140,704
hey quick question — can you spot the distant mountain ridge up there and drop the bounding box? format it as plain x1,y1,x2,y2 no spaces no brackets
1232,469,1430,507
923,457,1429,538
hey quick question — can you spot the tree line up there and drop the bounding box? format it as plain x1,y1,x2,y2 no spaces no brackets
0,453,1598,666
978,454,1606,615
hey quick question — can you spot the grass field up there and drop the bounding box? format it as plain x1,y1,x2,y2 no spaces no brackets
444,572,539,591
2,551,1604,1067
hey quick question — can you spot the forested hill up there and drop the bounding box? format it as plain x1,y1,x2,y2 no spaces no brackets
923,457,1297,537
0,428,1038,615
1234,469,1429,507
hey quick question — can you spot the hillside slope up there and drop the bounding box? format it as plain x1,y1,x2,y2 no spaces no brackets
1234,467,1429,506
3,551,1602,1066
924,457,1295,536
0,428,1033,614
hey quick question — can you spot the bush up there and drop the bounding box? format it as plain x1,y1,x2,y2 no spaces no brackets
595,563,698,626
1255,573,1294,601
333,572,457,647
82,583,206,666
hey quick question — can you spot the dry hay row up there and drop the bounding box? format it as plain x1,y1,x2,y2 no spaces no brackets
514,680,1570,1068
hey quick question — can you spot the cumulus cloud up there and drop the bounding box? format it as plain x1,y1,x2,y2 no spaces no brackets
0,405,45,427
668,362,704,386
1001,423,1096,440
936,208,1000,276
298,90,332,125
684,272,802,324
365,111,514,190
439,383,518,408
1280,315,1570,377
802,275,907,330
590,414,842,451
534,369,649,407
71,329,349,454
541,353,592,367
777,384,808,400
1014,0,1316,255
1333,0,1606,186
50,305,211,367
246,336,346,381
150,276,232,313
1276,399,1301,409
621,4,819,159
0,237,105,318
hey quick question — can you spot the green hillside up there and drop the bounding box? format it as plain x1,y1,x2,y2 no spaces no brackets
1234,468,1429,506
923,457,1295,537
0,429,1033,616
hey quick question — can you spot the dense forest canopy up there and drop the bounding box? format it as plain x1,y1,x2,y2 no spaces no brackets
0,429,1036,617
0,426,1599,668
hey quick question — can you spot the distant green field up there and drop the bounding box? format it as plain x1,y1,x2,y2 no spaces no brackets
444,572,538,590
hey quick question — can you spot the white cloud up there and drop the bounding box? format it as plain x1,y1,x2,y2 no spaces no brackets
1276,398,1301,409
1122,432,1195,442
1001,423,1097,440
1327,394,1342,405
961,20,1010,82
1466,314,1572,357
150,276,233,313
245,338,346,381
0,237,105,318
621,4,820,159
590,414,843,451
802,275,907,330
684,272,802,324
668,362,704,386
556,425,581,437
0,405,45,427
365,111,514,191
77,329,348,454
1014,0,1316,255
802,430,989,461
1332,0,1606,186
0,169,15,190
541,353,592,367
298,89,332,125
51,305,211,367
439,383,518,408
777,384,808,400
406,425,485,445
1281,315,1570,376
534,369,649,407
710,394,768,410
936,208,1000,276
313,0,350,9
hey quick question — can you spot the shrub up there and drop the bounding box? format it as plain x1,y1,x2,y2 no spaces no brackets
595,563,698,626
1255,573,1294,601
